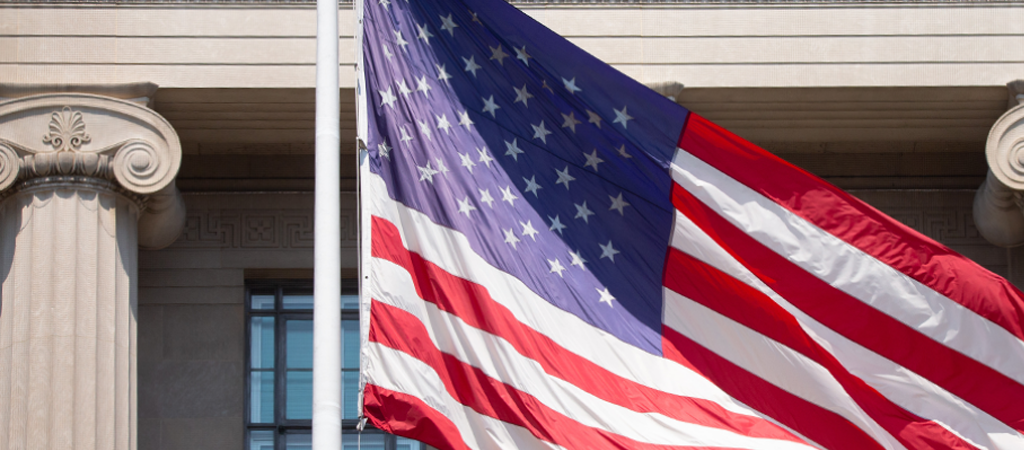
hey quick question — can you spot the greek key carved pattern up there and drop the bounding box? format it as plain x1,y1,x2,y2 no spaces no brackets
172,208,356,249
881,208,982,245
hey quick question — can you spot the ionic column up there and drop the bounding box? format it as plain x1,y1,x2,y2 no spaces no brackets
0,84,185,450
975,80,1024,247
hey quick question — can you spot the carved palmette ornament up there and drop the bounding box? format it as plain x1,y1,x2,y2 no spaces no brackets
42,106,91,152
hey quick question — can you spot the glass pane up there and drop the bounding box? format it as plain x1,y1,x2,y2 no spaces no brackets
342,370,360,420
342,433,385,450
249,371,274,423
341,294,359,310
395,436,423,450
251,290,275,310
285,433,312,450
250,316,275,369
283,288,314,309
286,320,313,369
286,370,313,420
342,319,360,369
248,429,275,450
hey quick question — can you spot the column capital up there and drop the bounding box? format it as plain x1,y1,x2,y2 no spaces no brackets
0,83,186,249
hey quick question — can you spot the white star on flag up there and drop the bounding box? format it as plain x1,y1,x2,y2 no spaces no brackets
617,144,632,158
504,139,524,161
435,114,452,134
435,158,449,176
586,110,602,128
613,105,633,129
457,196,476,217
583,150,604,172
416,75,432,97
482,95,500,118
569,249,587,269
562,77,581,94
416,22,434,44
477,147,494,167
490,45,509,65
548,215,566,235
502,228,520,249
522,176,542,197
397,79,412,97
574,201,594,223
417,120,433,140
377,140,391,160
599,240,620,262
548,258,566,277
436,64,452,84
514,84,534,107
394,30,409,52
417,162,439,183
478,188,495,208
561,112,581,133
379,87,397,109
514,45,532,66
458,111,474,129
500,185,518,206
439,13,459,35
459,152,476,173
463,55,482,77
596,287,615,307
555,166,575,189
532,121,552,144
520,220,539,241
609,193,630,215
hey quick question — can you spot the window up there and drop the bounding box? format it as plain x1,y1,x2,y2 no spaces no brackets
246,280,424,450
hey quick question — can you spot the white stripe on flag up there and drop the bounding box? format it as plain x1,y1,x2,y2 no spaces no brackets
670,149,1024,387
369,255,819,450
668,208,1024,450
367,343,567,450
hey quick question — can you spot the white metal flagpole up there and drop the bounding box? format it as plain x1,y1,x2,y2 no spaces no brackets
312,0,341,445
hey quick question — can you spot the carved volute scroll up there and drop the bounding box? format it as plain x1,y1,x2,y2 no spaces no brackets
0,86,186,249
986,103,1024,192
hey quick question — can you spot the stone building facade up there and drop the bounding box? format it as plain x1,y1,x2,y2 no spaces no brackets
1,0,1023,449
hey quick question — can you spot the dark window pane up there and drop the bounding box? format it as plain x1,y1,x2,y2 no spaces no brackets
342,433,385,450
285,432,311,450
395,436,423,450
283,288,314,309
341,294,359,310
342,319,360,369
249,371,274,423
342,370,360,420
285,370,312,420
250,317,275,369
248,429,275,450
251,291,275,310
286,320,313,369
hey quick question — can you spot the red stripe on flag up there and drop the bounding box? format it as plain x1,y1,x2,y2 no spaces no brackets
661,326,884,450
369,299,749,450
369,215,806,443
670,181,1024,432
678,112,1024,343
664,247,980,450
364,384,473,450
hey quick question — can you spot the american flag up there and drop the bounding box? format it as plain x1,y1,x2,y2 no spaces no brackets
356,0,1024,448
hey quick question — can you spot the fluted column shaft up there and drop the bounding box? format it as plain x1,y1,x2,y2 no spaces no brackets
0,84,185,450
0,179,140,449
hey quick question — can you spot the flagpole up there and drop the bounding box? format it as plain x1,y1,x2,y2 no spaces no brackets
312,0,341,445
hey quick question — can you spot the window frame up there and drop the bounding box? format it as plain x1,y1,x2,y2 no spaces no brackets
244,279,418,450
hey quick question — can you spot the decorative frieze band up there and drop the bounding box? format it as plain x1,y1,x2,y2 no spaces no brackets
173,208,357,249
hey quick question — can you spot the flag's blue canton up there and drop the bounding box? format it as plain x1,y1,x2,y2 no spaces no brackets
363,0,689,354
